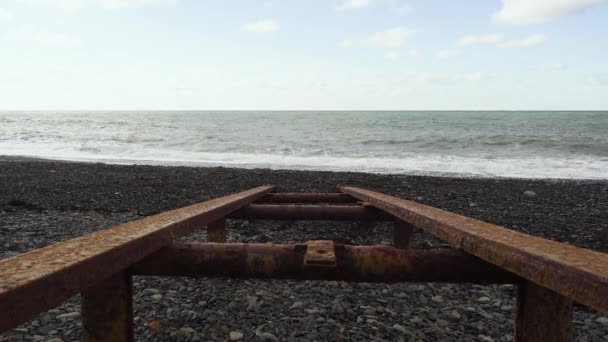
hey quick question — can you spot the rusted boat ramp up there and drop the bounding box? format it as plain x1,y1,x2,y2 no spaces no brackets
1,186,607,341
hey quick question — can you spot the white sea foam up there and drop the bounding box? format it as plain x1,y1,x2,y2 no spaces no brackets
1,141,607,179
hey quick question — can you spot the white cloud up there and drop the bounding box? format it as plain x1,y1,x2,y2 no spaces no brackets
336,0,374,10
15,0,179,11
0,8,13,21
588,74,608,86
336,0,412,12
384,51,400,60
465,72,496,82
457,34,505,47
455,33,545,48
361,27,415,48
395,3,412,13
415,71,495,84
241,19,280,33
543,62,566,72
435,49,463,59
405,49,421,58
498,34,545,48
340,38,354,48
492,0,608,25
3,25,80,46
416,73,453,84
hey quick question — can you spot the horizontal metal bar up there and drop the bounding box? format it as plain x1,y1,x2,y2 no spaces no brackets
256,193,357,203
132,242,518,283
0,186,275,333
228,204,394,221
338,186,608,314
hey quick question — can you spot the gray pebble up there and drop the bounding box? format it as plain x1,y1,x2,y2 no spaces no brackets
290,301,305,310
437,319,449,327
392,324,408,334
431,295,443,303
260,332,280,342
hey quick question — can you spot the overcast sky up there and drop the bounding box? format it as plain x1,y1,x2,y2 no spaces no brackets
0,0,607,110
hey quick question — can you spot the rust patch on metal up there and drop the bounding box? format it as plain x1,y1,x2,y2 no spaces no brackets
0,185,274,333
132,242,517,283
228,204,393,221
304,241,337,267
338,186,608,314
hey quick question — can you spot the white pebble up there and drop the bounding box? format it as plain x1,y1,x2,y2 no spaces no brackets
230,331,244,341
597,316,608,325
56,312,80,319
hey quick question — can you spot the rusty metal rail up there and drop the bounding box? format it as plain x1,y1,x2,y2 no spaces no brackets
0,185,606,342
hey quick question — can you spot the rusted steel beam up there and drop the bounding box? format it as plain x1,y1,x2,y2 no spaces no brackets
228,204,393,221
207,219,227,243
132,242,517,283
0,186,274,333
82,271,134,342
394,220,414,249
257,193,357,203
514,280,572,342
338,186,608,314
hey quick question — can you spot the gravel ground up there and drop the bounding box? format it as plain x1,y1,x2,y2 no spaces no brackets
1,158,607,341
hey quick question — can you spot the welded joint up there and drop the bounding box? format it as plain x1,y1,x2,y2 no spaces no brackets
304,240,337,267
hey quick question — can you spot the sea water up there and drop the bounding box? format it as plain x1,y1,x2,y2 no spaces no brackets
0,111,606,179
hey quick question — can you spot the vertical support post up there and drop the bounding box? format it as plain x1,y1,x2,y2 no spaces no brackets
207,219,227,243
82,271,133,342
394,219,414,249
514,280,572,342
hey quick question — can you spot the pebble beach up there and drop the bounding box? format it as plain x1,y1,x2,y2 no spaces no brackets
1,157,607,341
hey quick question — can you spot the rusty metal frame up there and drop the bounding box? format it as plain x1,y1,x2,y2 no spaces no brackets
0,186,274,333
338,186,608,316
1,186,607,342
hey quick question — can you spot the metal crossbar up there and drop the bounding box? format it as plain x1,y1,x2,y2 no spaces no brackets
0,186,606,341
